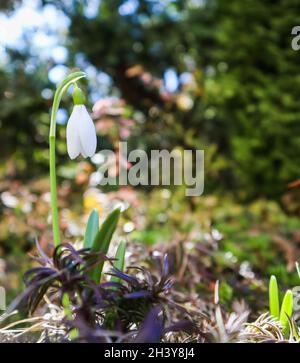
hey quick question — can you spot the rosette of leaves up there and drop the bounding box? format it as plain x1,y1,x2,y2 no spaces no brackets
15,242,109,315
67,254,194,342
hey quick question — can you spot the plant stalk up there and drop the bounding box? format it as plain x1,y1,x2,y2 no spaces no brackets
48,71,86,246
49,134,60,246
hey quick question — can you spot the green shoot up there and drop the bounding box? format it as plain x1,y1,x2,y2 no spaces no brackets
84,209,99,248
279,289,293,336
269,275,280,319
90,208,121,283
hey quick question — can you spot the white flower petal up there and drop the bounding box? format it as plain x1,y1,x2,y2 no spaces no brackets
66,106,81,159
77,105,97,158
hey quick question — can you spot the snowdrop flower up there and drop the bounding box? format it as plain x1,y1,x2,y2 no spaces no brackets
66,87,97,159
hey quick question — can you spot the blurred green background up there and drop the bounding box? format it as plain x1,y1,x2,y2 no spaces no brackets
1,0,300,310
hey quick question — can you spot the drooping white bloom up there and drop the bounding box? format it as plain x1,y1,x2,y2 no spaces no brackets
66,105,97,159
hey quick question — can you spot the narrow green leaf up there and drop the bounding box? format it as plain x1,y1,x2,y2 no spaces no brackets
90,208,121,283
111,241,126,284
280,289,293,335
296,262,300,279
84,209,99,248
269,275,280,319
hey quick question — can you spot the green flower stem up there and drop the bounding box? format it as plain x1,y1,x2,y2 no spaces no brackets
49,71,86,246
49,135,60,246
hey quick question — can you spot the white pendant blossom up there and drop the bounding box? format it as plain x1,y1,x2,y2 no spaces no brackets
66,105,97,159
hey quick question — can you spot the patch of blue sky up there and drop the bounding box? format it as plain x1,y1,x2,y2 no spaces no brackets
83,0,100,18
48,65,69,84
89,67,113,101
74,53,113,99
0,0,113,100
164,68,178,93
119,0,139,16
51,46,68,64
0,1,69,55
55,108,68,125
74,53,90,70
179,72,193,85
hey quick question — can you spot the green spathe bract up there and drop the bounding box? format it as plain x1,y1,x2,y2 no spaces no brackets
269,275,279,319
90,208,121,283
84,209,100,248
49,71,86,246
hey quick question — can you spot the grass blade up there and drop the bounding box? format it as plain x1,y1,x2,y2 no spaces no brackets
84,209,99,248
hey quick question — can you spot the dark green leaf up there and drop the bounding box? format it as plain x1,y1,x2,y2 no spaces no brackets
84,209,99,248
90,208,121,283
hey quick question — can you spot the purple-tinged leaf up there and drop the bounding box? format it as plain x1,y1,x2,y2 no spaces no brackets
124,291,152,299
110,268,140,286
133,306,163,343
